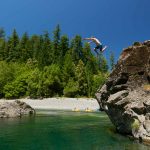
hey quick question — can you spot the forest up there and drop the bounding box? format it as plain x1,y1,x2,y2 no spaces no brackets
0,25,115,99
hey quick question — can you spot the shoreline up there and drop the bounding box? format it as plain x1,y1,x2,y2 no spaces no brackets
0,98,100,112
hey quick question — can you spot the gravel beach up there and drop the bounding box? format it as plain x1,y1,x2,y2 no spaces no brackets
0,98,99,111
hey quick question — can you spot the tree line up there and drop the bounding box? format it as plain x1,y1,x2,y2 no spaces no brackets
0,25,115,99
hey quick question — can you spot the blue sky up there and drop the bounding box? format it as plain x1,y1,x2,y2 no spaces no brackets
0,0,150,60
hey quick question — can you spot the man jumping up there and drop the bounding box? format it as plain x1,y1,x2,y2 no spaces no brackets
83,36,107,55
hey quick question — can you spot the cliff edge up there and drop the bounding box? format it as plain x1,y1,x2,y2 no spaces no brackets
96,40,150,144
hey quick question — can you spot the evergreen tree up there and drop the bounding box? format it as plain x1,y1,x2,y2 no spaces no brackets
91,71,108,96
0,26,110,99
0,28,5,60
30,35,40,60
58,35,69,65
85,62,94,97
70,35,83,64
3,40,9,60
19,32,31,62
82,43,91,63
42,31,52,66
98,53,109,73
110,51,115,70
0,28,5,39
0,39,6,60
7,29,19,62
52,24,61,64
75,60,87,96
36,35,45,69
82,43,98,73
30,34,44,69
62,53,75,85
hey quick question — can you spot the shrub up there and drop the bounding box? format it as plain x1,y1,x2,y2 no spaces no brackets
91,72,108,96
41,64,63,97
3,74,28,99
26,68,41,98
63,78,79,97
0,61,20,97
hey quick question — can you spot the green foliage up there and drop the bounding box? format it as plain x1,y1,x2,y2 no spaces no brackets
85,63,93,97
131,119,140,131
0,28,5,39
52,24,61,64
133,42,141,46
18,32,32,62
1,63,32,99
75,60,88,96
0,26,112,99
0,61,18,97
70,35,83,64
63,78,79,97
27,68,41,98
27,64,63,98
40,64,63,97
58,35,69,65
62,53,75,84
91,72,108,96
6,29,20,62
110,51,115,70
0,39,6,61
98,53,109,72
3,74,28,99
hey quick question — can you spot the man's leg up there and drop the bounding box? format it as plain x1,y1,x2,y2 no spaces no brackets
101,46,107,52
94,47,99,55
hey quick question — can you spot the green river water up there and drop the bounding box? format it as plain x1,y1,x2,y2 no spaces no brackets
0,110,149,150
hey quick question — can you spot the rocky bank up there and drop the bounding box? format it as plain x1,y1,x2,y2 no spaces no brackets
96,40,150,144
0,100,35,118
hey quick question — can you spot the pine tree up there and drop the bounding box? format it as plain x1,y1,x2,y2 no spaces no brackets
75,60,87,96
19,32,31,62
0,28,5,39
52,24,61,64
58,35,69,66
62,53,75,85
98,53,109,73
70,35,83,64
30,35,40,60
36,35,45,69
110,51,115,70
0,39,6,60
42,31,52,66
7,29,19,62
85,62,93,97
30,34,43,68
82,43,98,73
82,42,91,63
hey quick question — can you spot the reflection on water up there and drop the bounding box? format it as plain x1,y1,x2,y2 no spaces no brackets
0,110,149,150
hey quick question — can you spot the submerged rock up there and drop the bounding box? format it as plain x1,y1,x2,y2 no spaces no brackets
0,100,35,118
96,40,150,144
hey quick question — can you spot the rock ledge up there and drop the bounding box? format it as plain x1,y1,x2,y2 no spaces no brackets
0,100,35,118
96,40,150,144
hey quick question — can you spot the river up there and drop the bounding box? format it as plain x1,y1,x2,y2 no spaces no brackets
0,110,149,150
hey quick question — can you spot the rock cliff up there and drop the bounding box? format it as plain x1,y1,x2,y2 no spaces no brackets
0,100,35,118
96,40,150,144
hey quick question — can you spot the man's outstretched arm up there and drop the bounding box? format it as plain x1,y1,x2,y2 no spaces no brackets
83,38,92,40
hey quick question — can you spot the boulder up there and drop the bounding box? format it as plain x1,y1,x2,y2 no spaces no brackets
96,40,150,144
0,100,35,118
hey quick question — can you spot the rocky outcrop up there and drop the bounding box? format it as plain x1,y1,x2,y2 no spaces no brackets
96,40,150,144
0,100,35,118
